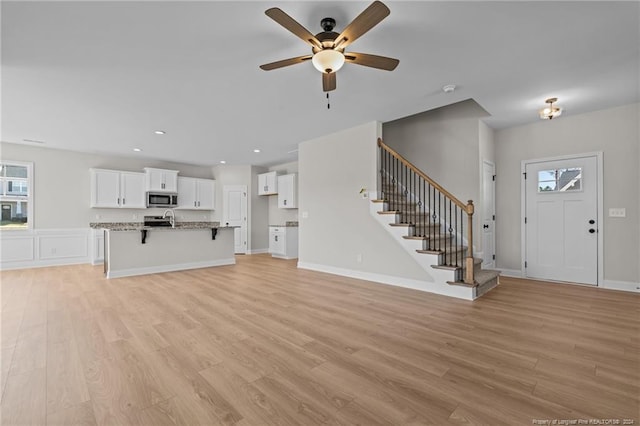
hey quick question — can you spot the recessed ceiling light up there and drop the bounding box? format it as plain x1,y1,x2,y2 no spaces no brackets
253,149,261,153
133,148,142,152
154,130,166,135
220,160,226,164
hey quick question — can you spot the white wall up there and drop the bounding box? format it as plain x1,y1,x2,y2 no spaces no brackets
495,103,639,284
0,142,215,228
298,121,429,281
268,161,299,225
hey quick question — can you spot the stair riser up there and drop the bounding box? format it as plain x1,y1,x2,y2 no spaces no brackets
474,277,499,299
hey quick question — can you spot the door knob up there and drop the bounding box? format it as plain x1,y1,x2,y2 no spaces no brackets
588,219,595,224
483,224,489,229
589,228,596,233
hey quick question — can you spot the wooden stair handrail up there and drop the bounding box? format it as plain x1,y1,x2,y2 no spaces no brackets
378,137,475,285
378,138,471,214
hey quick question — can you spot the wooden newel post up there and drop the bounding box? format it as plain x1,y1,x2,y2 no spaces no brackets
464,200,475,285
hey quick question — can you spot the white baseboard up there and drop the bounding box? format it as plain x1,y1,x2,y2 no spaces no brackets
498,268,523,278
107,258,236,279
248,248,269,255
602,279,640,293
297,261,474,300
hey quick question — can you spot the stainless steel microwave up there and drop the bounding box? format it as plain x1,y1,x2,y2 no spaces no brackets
146,192,178,208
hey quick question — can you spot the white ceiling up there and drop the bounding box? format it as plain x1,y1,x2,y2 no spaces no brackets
2,1,638,167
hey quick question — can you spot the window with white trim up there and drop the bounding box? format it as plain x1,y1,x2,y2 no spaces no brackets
0,161,33,230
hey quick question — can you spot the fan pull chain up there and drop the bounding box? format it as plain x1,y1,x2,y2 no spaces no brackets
327,93,330,109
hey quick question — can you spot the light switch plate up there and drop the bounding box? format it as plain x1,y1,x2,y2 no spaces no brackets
302,211,309,219
609,208,626,218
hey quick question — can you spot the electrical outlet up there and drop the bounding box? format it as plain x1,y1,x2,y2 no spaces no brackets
95,214,102,220
609,208,626,218
302,211,309,219
133,213,138,220
356,253,362,263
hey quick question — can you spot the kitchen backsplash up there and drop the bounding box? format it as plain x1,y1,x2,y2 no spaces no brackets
91,208,214,223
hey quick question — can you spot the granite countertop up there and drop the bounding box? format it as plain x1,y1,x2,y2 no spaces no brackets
90,221,231,231
269,221,299,227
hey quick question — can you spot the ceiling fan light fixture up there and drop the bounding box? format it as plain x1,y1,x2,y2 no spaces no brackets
539,97,562,120
312,49,345,73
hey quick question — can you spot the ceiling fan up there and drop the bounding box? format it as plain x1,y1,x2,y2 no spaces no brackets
260,1,399,92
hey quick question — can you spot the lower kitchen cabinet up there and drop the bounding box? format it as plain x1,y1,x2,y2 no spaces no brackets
268,226,298,259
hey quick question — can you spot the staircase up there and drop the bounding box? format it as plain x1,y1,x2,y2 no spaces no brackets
371,138,499,300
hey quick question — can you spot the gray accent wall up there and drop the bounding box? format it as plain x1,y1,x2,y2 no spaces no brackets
495,103,639,284
298,121,429,280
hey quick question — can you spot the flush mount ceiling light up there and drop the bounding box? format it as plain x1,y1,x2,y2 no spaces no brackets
253,149,261,153
539,97,563,120
220,160,226,164
133,148,142,152
154,130,166,135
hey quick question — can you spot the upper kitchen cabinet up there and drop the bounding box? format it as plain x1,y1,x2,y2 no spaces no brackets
90,169,146,208
144,168,179,192
277,174,297,209
176,177,215,210
258,171,278,195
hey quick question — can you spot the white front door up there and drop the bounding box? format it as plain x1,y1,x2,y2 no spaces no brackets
482,161,496,269
223,185,248,254
524,155,599,285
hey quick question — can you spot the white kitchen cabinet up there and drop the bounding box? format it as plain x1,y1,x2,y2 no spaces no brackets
144,168,179,192
258,171,278,195
90,169,146,209
176,177,215,210
268,226,298,259
277,174,297,209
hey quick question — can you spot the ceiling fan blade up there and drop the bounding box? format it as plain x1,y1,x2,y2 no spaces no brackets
260,55,313,71
344,52,399,71
322,72,336,92
265,8,322,50
333,1,390,49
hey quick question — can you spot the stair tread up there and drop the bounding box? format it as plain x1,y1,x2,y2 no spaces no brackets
474,269,501,285
432,264,461,271
371,199,387,203
417,247,467,255
377,211,399,215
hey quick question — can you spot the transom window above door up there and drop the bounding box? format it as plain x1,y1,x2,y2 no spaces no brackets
537,167,582,193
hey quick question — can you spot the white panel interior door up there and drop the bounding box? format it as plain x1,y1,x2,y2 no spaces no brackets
482,161,496,269
223,185,247,254
525,156,598,285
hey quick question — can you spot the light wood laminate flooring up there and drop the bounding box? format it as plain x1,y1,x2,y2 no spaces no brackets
1,254,638,425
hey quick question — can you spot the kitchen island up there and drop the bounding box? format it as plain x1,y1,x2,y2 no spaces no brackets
90,222,235,278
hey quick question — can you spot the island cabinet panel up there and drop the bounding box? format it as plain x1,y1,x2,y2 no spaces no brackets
144,168,179,192
90,169,146,209
176,177,215,210
104,227,235,278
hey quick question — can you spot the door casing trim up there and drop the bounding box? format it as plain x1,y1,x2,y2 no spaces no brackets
520,151,604,286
